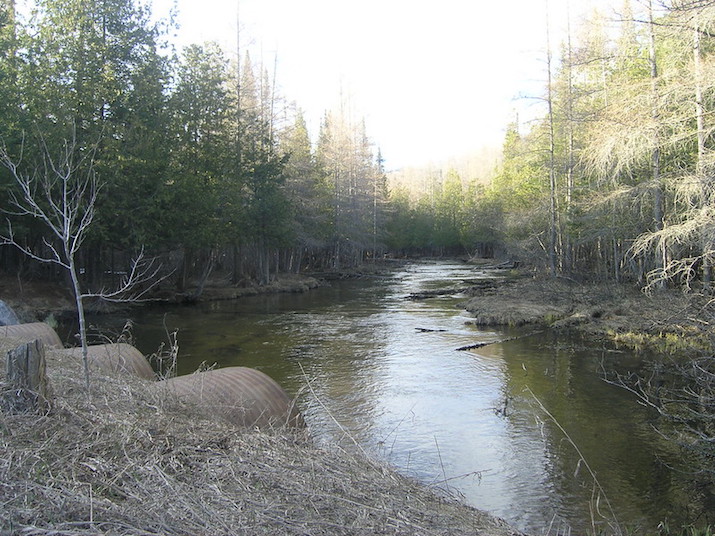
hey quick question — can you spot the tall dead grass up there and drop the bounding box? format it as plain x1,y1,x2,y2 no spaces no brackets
0,338,521,536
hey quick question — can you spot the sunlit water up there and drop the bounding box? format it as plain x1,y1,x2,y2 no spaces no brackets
80,260,687,534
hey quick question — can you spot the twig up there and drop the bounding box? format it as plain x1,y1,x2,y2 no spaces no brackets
379,402,417,455
526,386,623,535
297,362,371,460
433,435,450,494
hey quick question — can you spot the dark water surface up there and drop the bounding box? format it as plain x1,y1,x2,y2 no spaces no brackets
84,260,686,534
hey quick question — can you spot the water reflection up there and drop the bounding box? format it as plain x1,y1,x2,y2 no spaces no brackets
95,260,684,534
488,333,681,532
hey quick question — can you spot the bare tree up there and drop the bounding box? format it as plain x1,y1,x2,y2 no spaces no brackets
545,0,559,277
0,132,162,391
648,0,667,289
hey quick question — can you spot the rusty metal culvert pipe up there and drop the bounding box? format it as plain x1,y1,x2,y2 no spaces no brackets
0,322,63,349
57,343,156,380
154,366,305,430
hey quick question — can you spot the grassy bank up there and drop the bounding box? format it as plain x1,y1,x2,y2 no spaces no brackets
0,337,521,536
461,271,711,356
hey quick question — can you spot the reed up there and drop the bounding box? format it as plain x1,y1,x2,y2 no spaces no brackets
527,387,624,536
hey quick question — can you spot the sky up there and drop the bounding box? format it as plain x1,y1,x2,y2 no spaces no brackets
152,0,621,170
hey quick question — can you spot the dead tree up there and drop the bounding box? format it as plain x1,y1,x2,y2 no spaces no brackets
0,132,163,392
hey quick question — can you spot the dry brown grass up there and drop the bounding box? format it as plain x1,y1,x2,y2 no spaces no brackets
0,337,521,536
462,274,699,336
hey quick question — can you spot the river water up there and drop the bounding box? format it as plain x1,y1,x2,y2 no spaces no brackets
87,260,686,534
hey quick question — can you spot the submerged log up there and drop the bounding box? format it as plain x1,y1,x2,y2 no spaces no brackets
462,279,501,289
2,339,50,414
455,332,542,351
407,288,462,300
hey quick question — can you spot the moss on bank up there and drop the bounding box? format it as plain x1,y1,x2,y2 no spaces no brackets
0,338,522,536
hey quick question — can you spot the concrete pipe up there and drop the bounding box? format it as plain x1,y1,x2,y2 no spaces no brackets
155,366,304,429
0,322,63,349
59,343,155,380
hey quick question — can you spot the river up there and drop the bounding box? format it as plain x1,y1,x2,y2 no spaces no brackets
84,260,686,534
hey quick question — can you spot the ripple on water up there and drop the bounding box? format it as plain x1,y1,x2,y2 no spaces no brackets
100,261,688,535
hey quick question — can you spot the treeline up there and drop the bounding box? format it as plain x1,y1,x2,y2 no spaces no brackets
388,1,715,288
385,169,495,258
0,0,387,292
5,0,715,292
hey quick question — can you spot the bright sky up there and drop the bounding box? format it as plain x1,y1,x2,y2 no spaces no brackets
152,0,622,169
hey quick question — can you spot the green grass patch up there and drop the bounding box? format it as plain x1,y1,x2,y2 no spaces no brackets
610,327,711,356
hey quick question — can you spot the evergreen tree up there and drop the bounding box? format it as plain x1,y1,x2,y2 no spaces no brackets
281,110,332,269
165,42,232,288
4,0,172,284
433,169,464,254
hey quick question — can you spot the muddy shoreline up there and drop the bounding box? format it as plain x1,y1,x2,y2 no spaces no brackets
460,270,709,355
0,272,325,324
0,262,406,323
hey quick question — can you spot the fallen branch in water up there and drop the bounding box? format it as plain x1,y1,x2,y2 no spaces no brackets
455,331,543,351
455,339,514,351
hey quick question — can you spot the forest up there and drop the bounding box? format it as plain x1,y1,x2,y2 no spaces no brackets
0,0,390,291
393,0,715,292
1,0,715,293
3,0,715,531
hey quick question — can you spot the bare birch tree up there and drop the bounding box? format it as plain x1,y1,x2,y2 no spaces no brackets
0,133,162,391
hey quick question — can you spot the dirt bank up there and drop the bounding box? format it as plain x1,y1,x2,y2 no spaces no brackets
0,336,522,536
461,271,710,354
0,272,324,323
189,272,323,301
0,275,75,323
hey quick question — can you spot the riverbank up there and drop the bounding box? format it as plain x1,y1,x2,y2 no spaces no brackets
3,261,709,355
461,268,711,355
0,272,325,324
0,336,522,536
